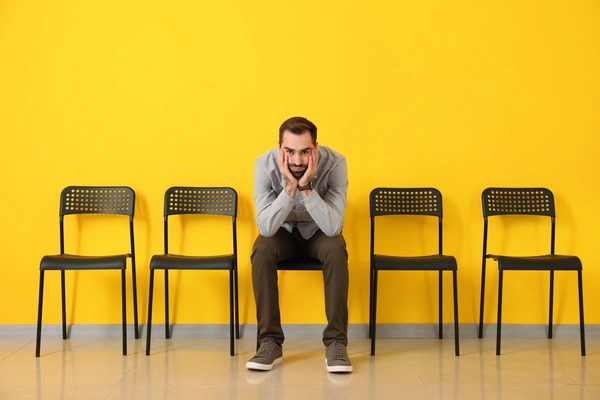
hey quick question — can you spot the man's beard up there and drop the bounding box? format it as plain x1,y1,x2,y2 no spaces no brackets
288,165,307,180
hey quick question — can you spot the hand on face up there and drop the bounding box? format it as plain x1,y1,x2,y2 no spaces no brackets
278,147,297,186
299,146,318,186
278,129,318,196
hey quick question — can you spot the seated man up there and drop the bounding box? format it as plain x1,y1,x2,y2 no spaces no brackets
246,116,351,373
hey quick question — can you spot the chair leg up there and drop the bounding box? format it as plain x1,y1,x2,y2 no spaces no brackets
164,270,170,339
438,270,443,339
234,266,240,340
146,270,155,356
61,270,67,340
35,271,45,357
453,270,460,356
370,270,379,356
578,270,586,356
131,259,139,339
121,269,127,356
478,261,487,339
368,266,374,340
496,270,504,356
229,270,234,356
548,270,554,339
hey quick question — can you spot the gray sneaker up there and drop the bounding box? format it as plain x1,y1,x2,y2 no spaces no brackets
246,341,283,371
325,342,353,373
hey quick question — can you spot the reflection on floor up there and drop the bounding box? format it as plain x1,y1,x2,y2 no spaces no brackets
0,337,599,399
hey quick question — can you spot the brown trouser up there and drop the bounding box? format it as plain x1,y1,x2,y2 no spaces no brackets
251,228,349,347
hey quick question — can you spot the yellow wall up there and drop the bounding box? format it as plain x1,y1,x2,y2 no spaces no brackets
1,0,599,327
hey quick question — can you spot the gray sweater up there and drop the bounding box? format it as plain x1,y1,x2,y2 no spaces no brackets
253,145,348,239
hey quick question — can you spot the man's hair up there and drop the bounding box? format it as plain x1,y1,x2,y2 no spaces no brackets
279,116,317,145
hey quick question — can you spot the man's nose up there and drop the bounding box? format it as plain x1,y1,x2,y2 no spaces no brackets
290,153,302,165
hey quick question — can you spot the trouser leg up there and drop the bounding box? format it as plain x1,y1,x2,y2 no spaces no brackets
306,231,349,347
251,228,297,345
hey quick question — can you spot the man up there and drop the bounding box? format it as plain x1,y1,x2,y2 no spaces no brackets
246,116,352,373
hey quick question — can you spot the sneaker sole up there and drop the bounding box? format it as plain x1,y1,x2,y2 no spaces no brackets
325,359,353,373
246,356,282,371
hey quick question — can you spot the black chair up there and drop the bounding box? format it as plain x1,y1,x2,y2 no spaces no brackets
478,187,585,356
146,187,239,356
255,258,323,350
36,186,139,357
369,188,459,356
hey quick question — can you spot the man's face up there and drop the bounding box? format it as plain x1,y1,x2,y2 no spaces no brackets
280,130,316,179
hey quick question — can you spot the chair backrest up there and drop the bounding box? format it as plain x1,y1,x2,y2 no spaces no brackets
58,186,136,255
481,187,556,254
370,187,444,255
481,187,555,218
162,186,238,255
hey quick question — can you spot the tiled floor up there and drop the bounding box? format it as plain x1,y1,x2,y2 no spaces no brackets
0,337,599,399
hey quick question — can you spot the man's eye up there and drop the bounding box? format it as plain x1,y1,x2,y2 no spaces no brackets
302,150,310,155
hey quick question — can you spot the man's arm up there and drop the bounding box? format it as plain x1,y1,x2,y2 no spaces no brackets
254,158,294,237
303,157,348,237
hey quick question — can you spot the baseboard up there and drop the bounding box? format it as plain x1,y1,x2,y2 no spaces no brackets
1,323,598,340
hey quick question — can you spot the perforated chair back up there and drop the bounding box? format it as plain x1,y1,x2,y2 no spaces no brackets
162,186,237,254
60,186,135,216
164,186,237,217
482,187,555,217
370,187,444,256
481,187,556,257
59,186,136,254
370,187,443,217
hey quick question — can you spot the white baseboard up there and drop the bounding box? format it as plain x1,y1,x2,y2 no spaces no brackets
1,323,597,340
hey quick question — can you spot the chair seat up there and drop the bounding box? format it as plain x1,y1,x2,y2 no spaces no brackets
41,254,129,271
150,254,234,270
489,254,582,271
277,258,323,270
373,254,457,271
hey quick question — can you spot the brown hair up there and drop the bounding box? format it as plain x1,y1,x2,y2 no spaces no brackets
278,116,317,145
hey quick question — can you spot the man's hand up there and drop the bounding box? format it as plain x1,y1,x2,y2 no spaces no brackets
299,146,318,187
278,148,298,197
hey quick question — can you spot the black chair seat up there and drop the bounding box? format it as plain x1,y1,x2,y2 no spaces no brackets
276,258,323,271
41,254,129,271
150,254,235,270
373,254,457,271
489,254,582,271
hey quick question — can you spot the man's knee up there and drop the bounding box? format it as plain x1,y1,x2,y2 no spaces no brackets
251,235,278,264
321,235,347,255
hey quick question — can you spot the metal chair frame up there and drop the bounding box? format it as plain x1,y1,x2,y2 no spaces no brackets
146,187,239,356
478,187,585,356
36,186,139,357
369,187,459,356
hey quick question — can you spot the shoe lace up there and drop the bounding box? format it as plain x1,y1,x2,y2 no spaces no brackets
257,341,277,357
331,342,348,361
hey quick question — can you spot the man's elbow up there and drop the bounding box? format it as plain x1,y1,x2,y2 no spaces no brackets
322,223,343,237
257,225,277,238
